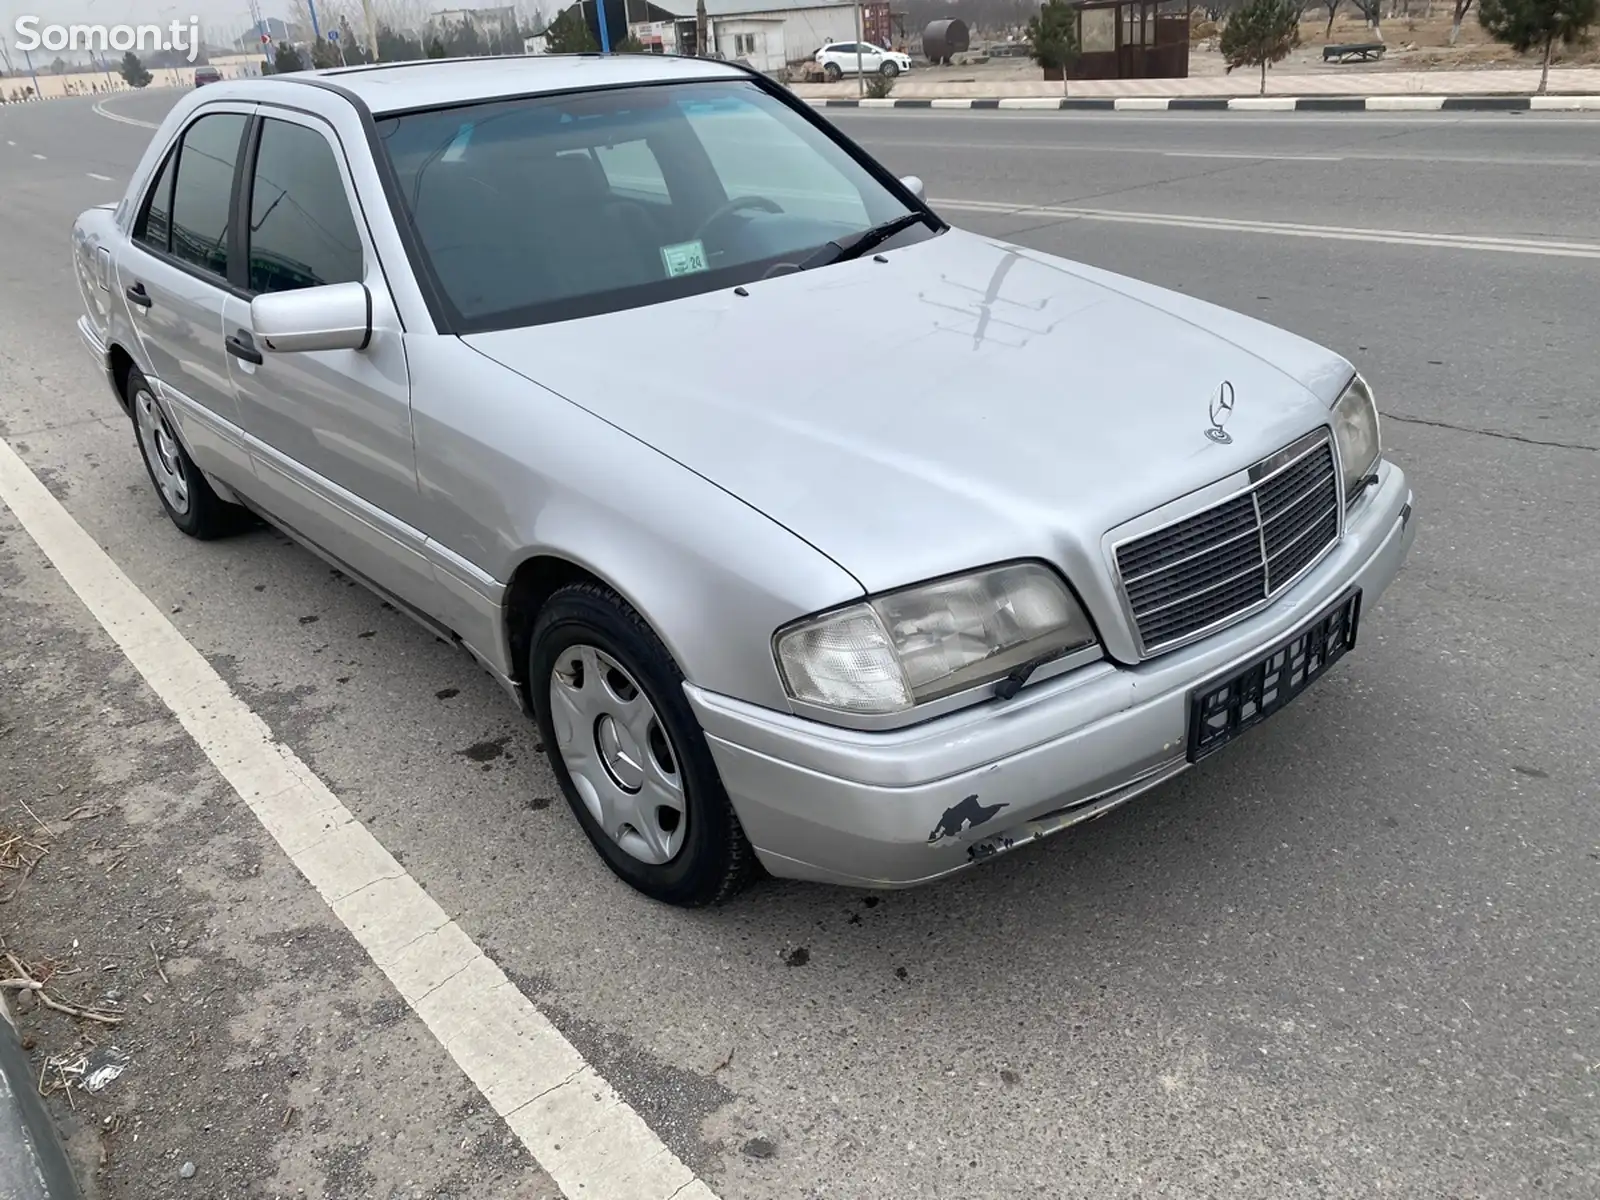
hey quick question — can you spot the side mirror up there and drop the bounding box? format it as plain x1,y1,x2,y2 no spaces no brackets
251,282,371,354
899,175,926,202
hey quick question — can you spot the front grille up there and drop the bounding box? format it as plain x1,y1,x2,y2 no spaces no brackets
1115,435,1340,654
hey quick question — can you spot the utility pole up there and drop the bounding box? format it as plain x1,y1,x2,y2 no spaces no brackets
695,0,707,55
22,47,41,99
854,0,864,96
307,0,322,42
362,0,381,61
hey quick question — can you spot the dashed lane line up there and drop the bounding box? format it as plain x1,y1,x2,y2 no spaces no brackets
0,432,719,1200
87,173,115,182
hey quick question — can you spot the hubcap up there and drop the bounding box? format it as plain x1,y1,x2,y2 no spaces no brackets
548,645,686,866
134,388,190,516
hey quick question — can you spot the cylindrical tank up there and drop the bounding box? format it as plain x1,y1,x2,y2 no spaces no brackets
922,18,969,65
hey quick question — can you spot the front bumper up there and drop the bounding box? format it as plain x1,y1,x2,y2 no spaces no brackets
688,460,1417,888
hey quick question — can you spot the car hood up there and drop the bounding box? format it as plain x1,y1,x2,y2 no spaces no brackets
464,228,1354,596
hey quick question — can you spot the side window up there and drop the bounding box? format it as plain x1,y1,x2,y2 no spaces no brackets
169,112,248,278
247,118,364,294
590,140,669,201
134,150,178,253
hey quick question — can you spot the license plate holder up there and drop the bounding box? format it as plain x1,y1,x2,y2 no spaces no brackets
1187,589,1362,763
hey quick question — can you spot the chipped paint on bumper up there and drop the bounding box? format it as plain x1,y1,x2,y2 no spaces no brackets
687,463,1416,889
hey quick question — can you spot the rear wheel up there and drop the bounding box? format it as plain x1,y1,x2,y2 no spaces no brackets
530,583,755,907
127,366,243,539
824,61,842,81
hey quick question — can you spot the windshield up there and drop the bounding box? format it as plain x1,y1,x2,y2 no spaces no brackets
376,80,930,332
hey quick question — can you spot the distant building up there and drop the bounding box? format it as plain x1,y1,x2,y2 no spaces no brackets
431,5,521,41
624,0,860,70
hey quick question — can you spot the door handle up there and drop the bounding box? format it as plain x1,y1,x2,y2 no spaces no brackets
125,282,152,309
225,330,264,366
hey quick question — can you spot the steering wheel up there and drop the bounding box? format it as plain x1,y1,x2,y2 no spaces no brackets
694,195,785,244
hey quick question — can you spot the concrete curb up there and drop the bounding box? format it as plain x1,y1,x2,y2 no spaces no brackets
808,95,1600,112
0,993,82,1200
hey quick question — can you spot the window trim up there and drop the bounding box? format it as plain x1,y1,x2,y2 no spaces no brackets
127,106,256,300
133,144,178,255
237,110,370,298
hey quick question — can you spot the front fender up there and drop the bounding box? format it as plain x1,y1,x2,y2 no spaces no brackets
407,336,862,711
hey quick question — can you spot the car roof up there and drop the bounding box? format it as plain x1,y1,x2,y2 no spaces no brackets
263,53,747,116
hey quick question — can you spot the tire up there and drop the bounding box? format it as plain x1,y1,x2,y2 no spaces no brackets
881,60,899,78
823,61,842,81
530,583,756,907
127,366,244,539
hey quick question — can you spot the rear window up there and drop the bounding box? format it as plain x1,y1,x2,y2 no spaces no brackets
376,80,925,333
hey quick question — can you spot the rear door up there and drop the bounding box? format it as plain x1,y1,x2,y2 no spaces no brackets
116,106,255,481
219,110,437,614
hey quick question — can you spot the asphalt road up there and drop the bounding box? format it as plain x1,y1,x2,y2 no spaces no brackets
2,91,1597,1199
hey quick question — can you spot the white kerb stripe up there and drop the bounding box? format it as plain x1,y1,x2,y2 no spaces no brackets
1113,97,1170,110
1529,94,1600,110
1364,96,1446,111
930,98,974,108
997,97,1064,109
858,97,896,108
1227,97,1296,111
0,434,719,1200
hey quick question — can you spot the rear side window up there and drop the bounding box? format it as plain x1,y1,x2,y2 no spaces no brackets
246,118,364,294
169,112,248,278
134,151,178,253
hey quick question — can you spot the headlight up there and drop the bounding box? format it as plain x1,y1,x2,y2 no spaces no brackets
1332,375,1381,504
775,562,1097,715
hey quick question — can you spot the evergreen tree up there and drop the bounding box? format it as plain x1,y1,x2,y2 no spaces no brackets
1219,0,1301,95
543,7,598,53
269,43,306,74
118,52,153,88
1479,0,1596,92
1026,0,1081,95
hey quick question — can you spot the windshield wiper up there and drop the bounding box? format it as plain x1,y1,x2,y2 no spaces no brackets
797,212,935,271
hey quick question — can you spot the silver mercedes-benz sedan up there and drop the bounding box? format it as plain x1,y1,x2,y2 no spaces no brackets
72,54,1416,906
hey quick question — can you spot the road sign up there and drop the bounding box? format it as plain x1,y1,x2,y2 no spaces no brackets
328,29,339,42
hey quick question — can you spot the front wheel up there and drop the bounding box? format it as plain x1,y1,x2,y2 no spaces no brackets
530,583,756,907
127,366,243,539
881,60,900,78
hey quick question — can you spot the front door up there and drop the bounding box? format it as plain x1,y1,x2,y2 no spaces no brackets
220,111,436,614
115,107,255,481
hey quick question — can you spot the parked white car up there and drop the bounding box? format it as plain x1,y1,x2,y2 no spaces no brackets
816,41,912,80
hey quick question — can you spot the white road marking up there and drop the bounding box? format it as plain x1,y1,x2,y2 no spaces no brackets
1163,150,1345,161
32,153,46,160
936,196,1600,259
87,172,115,182
0,434,719,1200
92,98,158,129
5,139,15,146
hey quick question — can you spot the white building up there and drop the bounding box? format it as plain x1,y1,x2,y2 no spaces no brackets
626,0,859,70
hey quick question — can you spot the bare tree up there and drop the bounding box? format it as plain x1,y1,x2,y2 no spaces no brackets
1322,0,1342,34
1449,0,1474,40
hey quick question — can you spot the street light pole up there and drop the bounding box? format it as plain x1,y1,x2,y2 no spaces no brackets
854,0,864,97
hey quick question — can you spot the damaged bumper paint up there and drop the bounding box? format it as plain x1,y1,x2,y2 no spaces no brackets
686,467,1416,889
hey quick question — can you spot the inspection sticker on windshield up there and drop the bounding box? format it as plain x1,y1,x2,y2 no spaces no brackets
660,239,709,278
